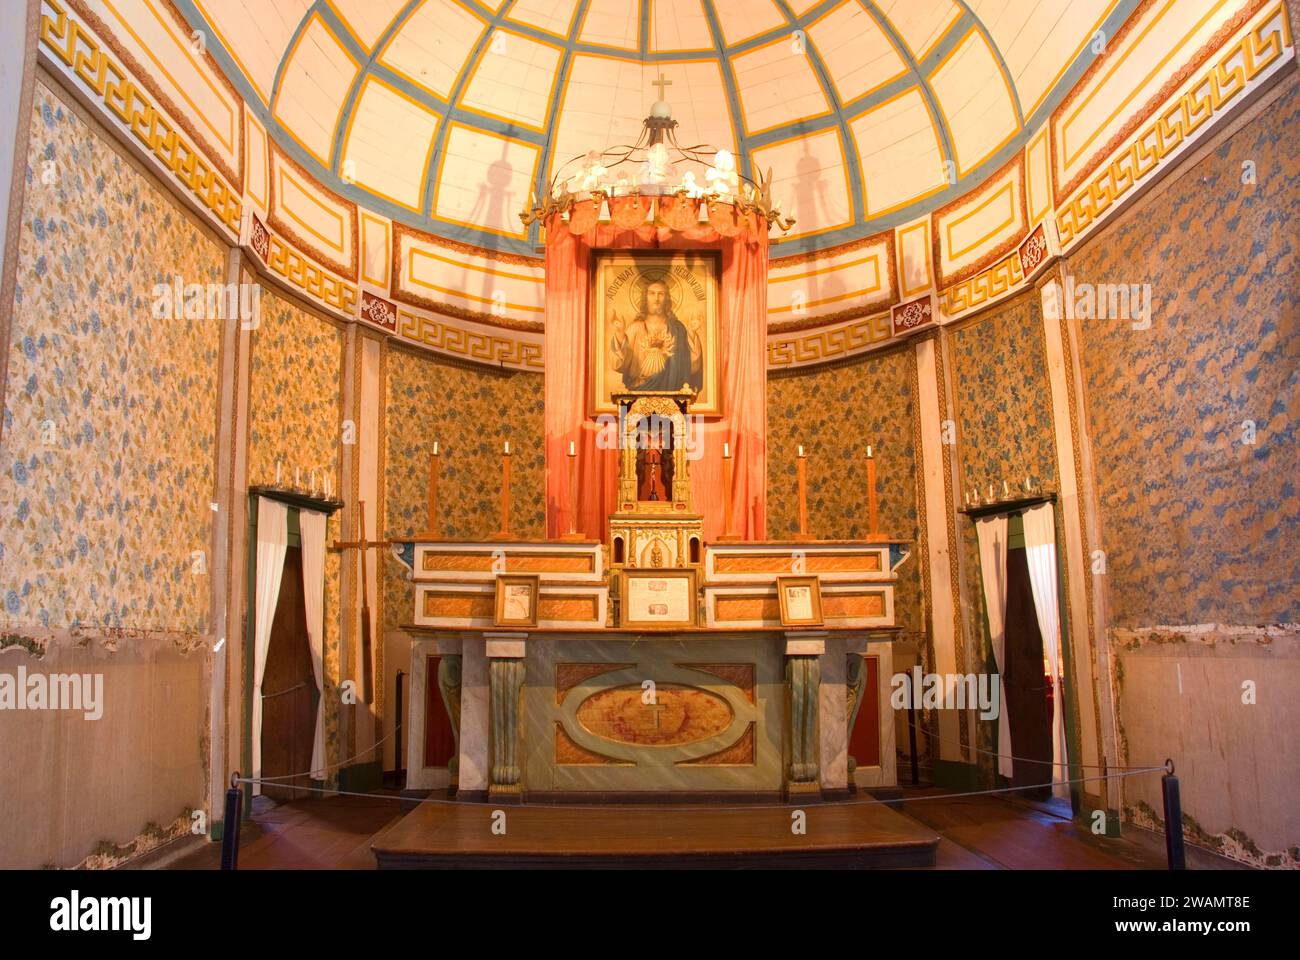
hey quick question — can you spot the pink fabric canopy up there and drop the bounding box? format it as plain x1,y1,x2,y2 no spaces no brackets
543,212,769,541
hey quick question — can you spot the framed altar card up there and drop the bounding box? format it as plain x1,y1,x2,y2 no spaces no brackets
590,251,721,417
620,568,698,629
494,574,539,628
777,576,823,627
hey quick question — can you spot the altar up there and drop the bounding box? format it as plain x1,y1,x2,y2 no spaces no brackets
390,538,908,802
373,96,923,869
387,374,910,802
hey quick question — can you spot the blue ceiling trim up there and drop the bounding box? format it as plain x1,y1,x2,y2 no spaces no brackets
418,2,518,220
323,0,425,175
860,1,956,173
530,0,591,249
916,11,976,75
724,0,840,56
170,0,1143,263
745,111,840,150
267,1,322,113
952,0,1024,126
701,0,753,182
773,0,864,223
1023,0,1144,130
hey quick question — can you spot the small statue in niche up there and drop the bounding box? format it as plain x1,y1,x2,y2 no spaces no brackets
635,416,674,501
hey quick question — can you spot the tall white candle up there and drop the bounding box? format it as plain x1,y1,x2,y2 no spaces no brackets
433,441,439,456
503,441,511,456
569,440,576,457
723,441,730,458
798,445,804,458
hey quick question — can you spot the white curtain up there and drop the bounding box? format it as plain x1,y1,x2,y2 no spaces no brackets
974,514,1012,779
1023,504,1070,799
252,497,289,796
299,509,327,781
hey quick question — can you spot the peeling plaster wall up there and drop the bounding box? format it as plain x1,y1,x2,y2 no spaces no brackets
0,82,212,867
1071,76,1300,866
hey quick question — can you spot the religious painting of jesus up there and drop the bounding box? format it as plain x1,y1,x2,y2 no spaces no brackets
590,251,720,416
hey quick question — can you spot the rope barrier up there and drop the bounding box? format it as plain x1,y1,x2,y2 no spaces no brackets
231,764,1165,813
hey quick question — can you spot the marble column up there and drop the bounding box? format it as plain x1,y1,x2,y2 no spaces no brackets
486,633,526,802
785,631,825,797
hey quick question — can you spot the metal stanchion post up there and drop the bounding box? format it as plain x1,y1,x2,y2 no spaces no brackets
220,772,243,871
1161,759,1185,870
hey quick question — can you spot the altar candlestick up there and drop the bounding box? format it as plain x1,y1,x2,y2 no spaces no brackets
866,444,888,542
795,446,812,541
494,441,512,539
425,442,440,537
1024,475,1033,493
720,439,738,540
562,439,583,540
1002,479,1010,497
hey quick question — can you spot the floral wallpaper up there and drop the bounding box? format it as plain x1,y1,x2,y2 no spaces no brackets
767,345,924,636
246,289,344,492
382,345,545,629
948,294,1058,678
949,292,1057,499
245,287,346,774
1071,80,1300,628
0,82,223,633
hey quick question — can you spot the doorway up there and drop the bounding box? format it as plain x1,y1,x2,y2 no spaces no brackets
1002,539,1055,804
260,546,317,802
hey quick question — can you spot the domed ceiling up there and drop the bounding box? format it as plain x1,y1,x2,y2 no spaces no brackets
178,0,1133,256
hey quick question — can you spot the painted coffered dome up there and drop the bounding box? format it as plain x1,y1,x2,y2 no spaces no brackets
178,0,1130,256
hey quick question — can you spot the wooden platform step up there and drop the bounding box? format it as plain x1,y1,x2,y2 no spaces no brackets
371,799,940,869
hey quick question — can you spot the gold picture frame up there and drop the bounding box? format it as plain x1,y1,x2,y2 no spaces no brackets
776,576,823,627
494,574,539,628
590,250,721,417
619,567,699,629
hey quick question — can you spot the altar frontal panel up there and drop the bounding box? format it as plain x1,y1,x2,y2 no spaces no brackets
525,637,784,794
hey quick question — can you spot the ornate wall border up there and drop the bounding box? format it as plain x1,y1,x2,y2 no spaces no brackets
36,0,242,235
65,0,243,190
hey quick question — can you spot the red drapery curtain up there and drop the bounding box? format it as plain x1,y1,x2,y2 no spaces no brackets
543,214,768,542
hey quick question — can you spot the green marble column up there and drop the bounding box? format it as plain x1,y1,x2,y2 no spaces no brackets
489,657,525,799
786,652,822,795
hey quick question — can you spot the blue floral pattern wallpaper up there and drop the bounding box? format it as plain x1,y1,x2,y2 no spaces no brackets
1071,81,1300,627
382,345,545,629
0,82,223,633
247,289,344,492
767,346,924,636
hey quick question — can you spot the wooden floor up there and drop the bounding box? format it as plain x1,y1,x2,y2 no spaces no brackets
371,797,940,869
153,786,1247,870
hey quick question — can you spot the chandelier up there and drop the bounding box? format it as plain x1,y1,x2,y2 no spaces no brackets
520,74,795,234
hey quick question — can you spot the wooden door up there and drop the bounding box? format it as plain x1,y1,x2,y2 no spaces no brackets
1003,545,1053,798
261,546,317,802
